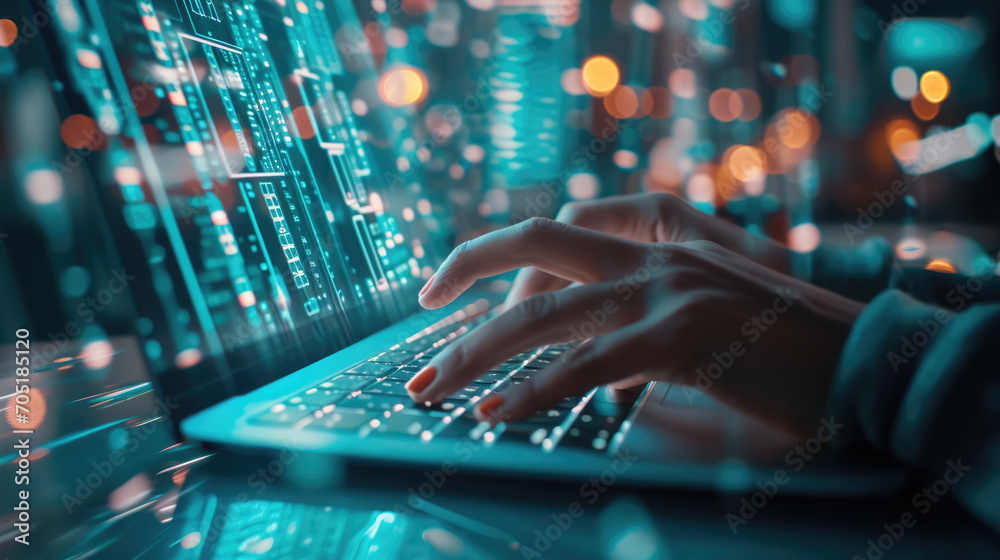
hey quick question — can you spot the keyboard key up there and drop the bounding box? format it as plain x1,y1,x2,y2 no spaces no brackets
389,368,416,380
450,385,484,401
364,379,411,397
250,404,313,425
337,393,403,413
344,362,395,376
306,410,371,431
498,424,549,446
471,370,523,384
587,399,634,418
369,349,415,364
370,412,440,437
434,416,483,438
571,412,626,436
321,375,374,392
406,399,460,415
300,388,349,406
523,408,569,425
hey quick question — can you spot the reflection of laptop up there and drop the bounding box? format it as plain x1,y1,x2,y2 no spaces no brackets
40,0,900,494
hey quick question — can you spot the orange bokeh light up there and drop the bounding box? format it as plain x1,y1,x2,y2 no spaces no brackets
910,91,939,121
581,56,620,96
736,88,761,121
775,109,819,150
402,0,437,15
604,85,639,119
0,19,16,48
6,388,46,431
379,66,427,107
60,114,105,150
709,88,743,122
642,86,672,119
728,145,767,183
925,259,957,274
886,119,921,163
291,105,316,139
919,71,950,104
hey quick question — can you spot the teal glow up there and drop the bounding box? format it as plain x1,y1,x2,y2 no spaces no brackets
967,112,992,145
887,20,983,65
60,265,91,297
689,141,716,161
692,201,716,215
767,0,817,31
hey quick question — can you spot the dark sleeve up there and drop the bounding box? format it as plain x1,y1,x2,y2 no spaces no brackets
791,237,894,302
827,284,1000,531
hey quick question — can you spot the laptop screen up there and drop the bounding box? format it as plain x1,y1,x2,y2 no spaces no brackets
21,0,447,416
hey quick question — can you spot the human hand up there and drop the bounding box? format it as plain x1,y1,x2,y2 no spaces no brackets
504,193,794,307
409,218,863,438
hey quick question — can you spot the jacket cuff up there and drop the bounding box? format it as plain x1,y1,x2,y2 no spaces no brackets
827,290,951,453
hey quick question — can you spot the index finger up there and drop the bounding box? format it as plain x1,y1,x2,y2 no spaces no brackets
418,217,643,310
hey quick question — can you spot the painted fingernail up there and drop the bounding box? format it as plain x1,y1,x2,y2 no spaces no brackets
418,274,436,297
405,366,437,396
475,395,505,423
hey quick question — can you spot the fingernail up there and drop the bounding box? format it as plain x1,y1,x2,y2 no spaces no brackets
418,274,436,297
475,395,505,423
405,366,437,395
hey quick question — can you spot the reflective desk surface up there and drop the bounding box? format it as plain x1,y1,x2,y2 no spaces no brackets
3,337,999,560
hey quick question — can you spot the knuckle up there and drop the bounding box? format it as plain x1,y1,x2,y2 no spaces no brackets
657,267,697,293
683,239,723,254
652,192,683,214
517,292,557,321
557,201,590,223
444,341,470,370
450,240,473,267
520,216,558,238
567,341,605,371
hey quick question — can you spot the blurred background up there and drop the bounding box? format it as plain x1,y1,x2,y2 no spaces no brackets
361,0,1000,262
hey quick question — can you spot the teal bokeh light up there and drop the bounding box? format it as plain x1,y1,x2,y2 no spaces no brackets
767,0,817,31
887,20,983,66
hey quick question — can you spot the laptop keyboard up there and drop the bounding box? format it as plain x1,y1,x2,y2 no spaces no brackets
248,302,641,454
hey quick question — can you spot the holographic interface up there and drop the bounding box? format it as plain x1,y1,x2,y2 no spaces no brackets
43,0,444,401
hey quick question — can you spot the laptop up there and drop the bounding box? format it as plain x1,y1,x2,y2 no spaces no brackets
18,0,902,495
